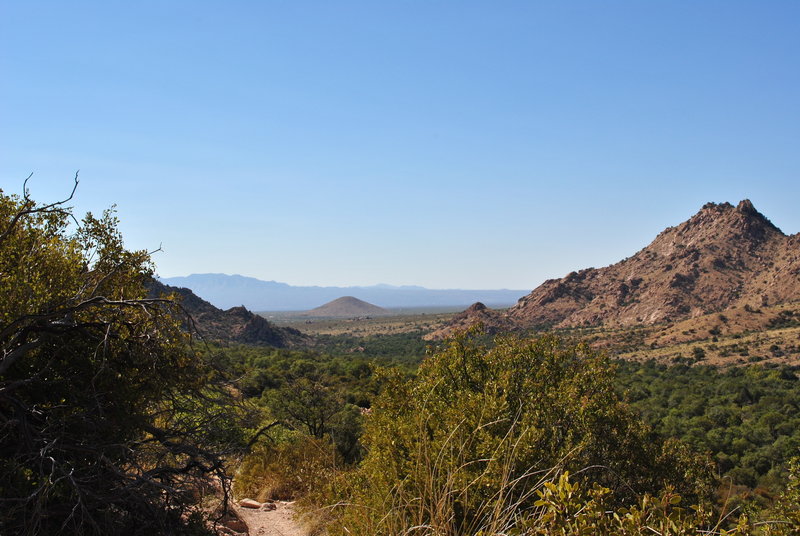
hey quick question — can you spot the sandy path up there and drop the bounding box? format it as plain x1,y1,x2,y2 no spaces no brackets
234,501,308,536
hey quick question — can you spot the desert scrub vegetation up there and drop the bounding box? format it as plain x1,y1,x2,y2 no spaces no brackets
615,360,800,495
315,330,750,535
234,434,339,502
0,182,250,535
212,321,800,534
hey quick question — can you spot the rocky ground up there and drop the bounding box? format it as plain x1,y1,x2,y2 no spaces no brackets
231,500,308,536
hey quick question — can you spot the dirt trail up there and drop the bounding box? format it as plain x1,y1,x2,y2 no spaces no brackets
234,501,308,536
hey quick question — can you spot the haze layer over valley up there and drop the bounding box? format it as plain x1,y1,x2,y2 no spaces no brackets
160,273,527,311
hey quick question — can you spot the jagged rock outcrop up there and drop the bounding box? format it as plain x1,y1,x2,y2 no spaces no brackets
425,302,513,340
147,279,306,347
432,200,800,339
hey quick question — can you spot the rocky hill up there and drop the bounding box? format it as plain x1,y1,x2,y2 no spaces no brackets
303,296,389,317
430,200,800,339
147,280,307,347
432,302,513,336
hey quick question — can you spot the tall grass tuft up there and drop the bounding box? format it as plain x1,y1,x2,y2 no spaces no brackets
234,435,338,502
325,409,558,535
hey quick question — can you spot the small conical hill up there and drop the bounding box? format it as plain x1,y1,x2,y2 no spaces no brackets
304,296,389,317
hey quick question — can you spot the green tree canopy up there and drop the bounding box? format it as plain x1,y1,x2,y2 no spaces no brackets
0,179,235,535
334,330,714,535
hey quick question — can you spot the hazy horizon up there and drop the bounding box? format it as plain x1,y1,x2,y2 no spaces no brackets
3,2,799,288
159,272,529,310
160,272,530,291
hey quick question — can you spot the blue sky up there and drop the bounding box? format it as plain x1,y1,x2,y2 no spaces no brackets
2,1,799,289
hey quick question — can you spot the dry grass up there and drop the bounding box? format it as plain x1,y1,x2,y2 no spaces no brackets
548,302,800,367
263,301,800,366
234,437,338,502
262,309,459,336
326,415,559,536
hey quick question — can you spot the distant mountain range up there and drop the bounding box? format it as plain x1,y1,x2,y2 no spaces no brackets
430,200,800,339
158,273,528,311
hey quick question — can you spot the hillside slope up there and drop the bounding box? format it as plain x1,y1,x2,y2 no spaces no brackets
147,280,307,347
430,200,800,338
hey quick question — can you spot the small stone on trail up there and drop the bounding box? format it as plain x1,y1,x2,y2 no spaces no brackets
239,498,263,509
220,516,248,533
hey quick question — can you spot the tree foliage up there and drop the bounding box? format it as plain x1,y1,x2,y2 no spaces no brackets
0,180,236,535
615,360,800,492
328,330,715,535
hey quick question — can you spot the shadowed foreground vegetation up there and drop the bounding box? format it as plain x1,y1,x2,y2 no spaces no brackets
0,184,258,534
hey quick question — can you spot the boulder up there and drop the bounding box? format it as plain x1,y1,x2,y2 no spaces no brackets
239,498,262,509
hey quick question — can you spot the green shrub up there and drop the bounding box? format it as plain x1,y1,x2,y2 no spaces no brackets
0,183,231,535
234,435,338,502
766,457,800,533
325,331,714,535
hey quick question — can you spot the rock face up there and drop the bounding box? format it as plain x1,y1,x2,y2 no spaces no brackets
147,280,307,347
433,200,800,338
303,296,389,317
425,302,513,340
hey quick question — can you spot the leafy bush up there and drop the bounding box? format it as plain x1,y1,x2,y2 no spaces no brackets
0,182,236,535
768,457,800,532
324,331,714,535
264,379,366,462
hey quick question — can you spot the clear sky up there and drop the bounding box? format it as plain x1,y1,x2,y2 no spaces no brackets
2,1,799,290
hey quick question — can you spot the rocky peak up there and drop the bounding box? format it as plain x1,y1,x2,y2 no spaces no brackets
226,306,251,317
146,280,307,347
466,302,488,313
432,199,800,338
659,200,783,253
707,199,780,232
424,301,512,340
737,198,757,215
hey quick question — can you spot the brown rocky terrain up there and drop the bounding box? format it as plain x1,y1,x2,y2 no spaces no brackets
302,296,389,317
428,302,513,337
430,200,800,340
147,280,307,347
567,301,800,367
